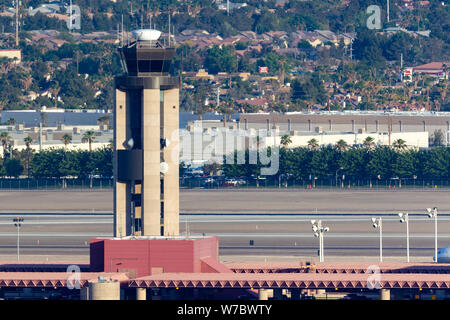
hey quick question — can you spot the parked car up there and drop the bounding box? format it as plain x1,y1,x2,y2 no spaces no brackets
222,178,238,187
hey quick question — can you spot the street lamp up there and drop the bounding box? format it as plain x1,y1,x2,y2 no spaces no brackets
311,219,330,262
426,207,438,263
13,216,24,261
398,212,410,262
335,167,343,188
371,217,383,262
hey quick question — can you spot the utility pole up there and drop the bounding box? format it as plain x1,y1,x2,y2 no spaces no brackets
121,15,124,47
15,0,19,47
39,122,43,152
217,87,220,106
372,217,383,262
400,53,403,82
426,208,438,263
399,213,410,262
387,114,391,146
350,39,353,61
117,23,120,44
76,51,79,74
168,12,171,46
180,47,183,88
13,217,24,261
387,0,390,23
69,0,72,32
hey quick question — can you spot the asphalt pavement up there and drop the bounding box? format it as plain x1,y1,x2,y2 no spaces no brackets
0,213,448,262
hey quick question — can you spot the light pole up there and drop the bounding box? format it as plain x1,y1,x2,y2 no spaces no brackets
426,207,438,263
398,212,410,262
335,167,343,188
311,220,330,262
371,217,383,262
13,216,24,261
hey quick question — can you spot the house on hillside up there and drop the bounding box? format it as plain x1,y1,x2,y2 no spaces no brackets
413,62,449,80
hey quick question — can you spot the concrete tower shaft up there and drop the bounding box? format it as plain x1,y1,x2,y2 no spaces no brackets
114,31,179,237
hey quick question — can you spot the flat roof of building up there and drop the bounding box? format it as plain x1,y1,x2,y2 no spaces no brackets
2,261,450,289
94,235,217,241
0,272,129,288
130,271,450,289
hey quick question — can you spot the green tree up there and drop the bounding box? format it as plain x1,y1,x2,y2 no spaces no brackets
280,135,292,148
392,139,407,151
310,146,339,179
366,146,397,180
430,129,445,147
421,147,449,179
91,147,113,177
62,133,72,148
393,149,419,179
362,136,376,149
23,136,34,178
203,161,221,176
335,139,349,152
204,45,237,74
0,132,10,158
2,158,23,177
307,138,319,150
31,149,65,178
82,130,96,152
281,147,312,180
338,148,370,179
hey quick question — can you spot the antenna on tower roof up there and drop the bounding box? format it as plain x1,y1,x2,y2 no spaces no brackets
173,25,176,45
126,20,130,45
15,0,19,47
121,14,124,46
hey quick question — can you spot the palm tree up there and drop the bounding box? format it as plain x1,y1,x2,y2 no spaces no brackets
62,133,72,149
50,81,60,109
363,136,376,150
307,138,319,150
23,136,33,178
82,130,96,152
280,135,292,148
393,139,407,151
24,136,32,149
0,132,11,157
107,139,113,150
218,101,234,127
335,139,349,152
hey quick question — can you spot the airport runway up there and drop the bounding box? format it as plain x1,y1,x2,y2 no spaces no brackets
0,189,448,261
0,213,449,262
0,189,449,214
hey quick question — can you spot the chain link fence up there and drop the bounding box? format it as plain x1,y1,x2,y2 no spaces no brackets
180,176,450,190
1,177,448,190
0,178,113,190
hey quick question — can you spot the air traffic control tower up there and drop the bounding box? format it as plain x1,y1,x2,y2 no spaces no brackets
91,30,218,278
114,29,179,237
